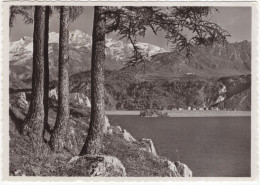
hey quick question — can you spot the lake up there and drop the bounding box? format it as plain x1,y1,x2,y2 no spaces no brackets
107,115,251,177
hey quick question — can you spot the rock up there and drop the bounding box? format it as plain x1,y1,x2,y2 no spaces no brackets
167,160,177,172
85,96,91,107
215,95,226,104
70,92,91,107
89,155,126,177
112,126,122,134
141,138,157,157
43,131,51,142
14,170,22,176
17,92,28,109
102,116,111,134
165,160,181,177
218,84,227,94
108,128,113,135
123,129,136,142
68,126,78,154
72,155,126,177
17,92,26,100
49,87,58,100
68,156,80,164
174,161,192,177
116,126,122,132
31,166,41,176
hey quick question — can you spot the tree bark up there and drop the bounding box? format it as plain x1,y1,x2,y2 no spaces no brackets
80,6,106,156
50,6,70,152
23,6,45,148
43,6,50,138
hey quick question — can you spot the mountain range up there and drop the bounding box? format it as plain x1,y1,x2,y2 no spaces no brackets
10,29,250,81
9,30,251,111
9,30,166,80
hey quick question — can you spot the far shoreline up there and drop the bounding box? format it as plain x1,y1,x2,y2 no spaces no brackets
105,110,251,117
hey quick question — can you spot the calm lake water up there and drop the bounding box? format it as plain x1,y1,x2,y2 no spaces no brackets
107,115,251,177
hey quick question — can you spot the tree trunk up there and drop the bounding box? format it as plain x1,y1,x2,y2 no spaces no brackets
50,6,70,152
23,6,45,148
80,6,106,156
43,6,50,138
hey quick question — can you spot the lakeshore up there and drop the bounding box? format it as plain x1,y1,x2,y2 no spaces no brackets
105,110,251,117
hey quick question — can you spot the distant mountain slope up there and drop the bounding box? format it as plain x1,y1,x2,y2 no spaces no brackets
130,41,251,80
67,70,251,111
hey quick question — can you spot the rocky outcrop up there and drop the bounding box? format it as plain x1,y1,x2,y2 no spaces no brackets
116,126,122,132
141,138,157,157
122,129,136,142
16,92,28,109
49,87,58,100
68,155,126,177
70,92,91,107
164,160,181,177
102,116,111,134
174,161,192,177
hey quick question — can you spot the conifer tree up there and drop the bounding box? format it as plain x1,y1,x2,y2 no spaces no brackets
22,6,46,148
80,6,229,156
51,6,83,152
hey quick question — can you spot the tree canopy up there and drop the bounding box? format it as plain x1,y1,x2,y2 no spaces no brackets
103,6,230,66
9,6,83,28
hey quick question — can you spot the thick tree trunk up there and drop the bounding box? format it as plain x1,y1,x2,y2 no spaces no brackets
23,6,45,148
50,6,70,152
43,6,50,137
80,6,106,156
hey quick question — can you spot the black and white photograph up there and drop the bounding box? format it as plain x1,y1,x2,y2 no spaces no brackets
3,0,257,181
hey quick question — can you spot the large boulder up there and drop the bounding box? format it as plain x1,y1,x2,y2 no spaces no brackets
70,92,91,107
141,138,157,157
174,161,192,177
69,155,126,177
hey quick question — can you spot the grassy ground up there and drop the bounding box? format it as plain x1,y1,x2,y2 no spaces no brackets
9,95,177,177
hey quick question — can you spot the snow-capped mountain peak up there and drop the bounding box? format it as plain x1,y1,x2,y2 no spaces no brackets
69,29,92,48
128,42,166,57
10,30,166,57
9,30,167,78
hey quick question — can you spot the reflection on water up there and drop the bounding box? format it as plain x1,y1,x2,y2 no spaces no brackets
108,115,251,177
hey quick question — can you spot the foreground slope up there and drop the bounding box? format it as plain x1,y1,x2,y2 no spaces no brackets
9,93,191,177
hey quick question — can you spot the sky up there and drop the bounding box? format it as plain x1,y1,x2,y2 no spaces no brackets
10,7,251,50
